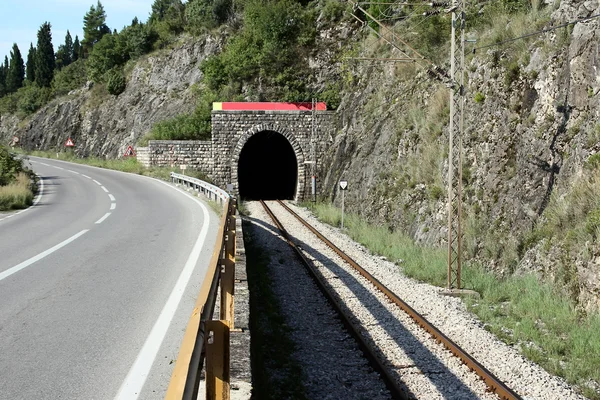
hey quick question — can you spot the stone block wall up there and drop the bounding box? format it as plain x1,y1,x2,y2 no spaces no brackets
134,111,337,201
135,140,212,175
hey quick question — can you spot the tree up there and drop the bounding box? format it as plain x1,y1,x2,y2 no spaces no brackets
72,35,81,62
149,0,185,40
82,1,110,56
63,31,73,67
6,44,25,93
26,43,36,83
0,57,6,97
35,22,55,88
86,33,126,82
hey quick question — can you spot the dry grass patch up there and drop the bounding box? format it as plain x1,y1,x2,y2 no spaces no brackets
0,173,34,210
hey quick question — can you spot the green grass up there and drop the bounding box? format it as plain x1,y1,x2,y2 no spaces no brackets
304,201,600,398
0,173,34,211
242,219,308,399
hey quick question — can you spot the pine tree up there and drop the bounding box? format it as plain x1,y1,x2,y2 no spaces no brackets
82,1,110,56
73,35,81,62
6,44,25,93
35,22,55,88
26,43,36,83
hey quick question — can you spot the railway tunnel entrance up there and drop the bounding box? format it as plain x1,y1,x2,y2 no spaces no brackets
238,131,298,200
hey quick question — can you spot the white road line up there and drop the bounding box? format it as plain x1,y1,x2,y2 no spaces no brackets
109,194,116,201
114,185,211,400
82,174,91,179
95,213,111,224
40,163,49,166
110,203,116,210
68,170,80,175
101,186,109,193
93,179,102,185
54,166,64,170
0,230,89,282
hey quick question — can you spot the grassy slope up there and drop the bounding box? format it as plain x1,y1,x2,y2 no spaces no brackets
306,202,600,399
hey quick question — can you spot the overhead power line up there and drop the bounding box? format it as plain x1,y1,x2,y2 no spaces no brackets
474,12,600,52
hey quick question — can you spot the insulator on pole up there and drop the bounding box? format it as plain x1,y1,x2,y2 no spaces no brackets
423,9,442,16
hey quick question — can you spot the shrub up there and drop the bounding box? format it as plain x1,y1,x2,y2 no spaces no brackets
52,59,88,97
474,92,486,103
105,68,126,95
16,85,52,115
505,61,520,86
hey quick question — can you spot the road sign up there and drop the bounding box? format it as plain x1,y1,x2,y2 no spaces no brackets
65,137,75,147
180,165,187,170
123,145,136,157
339,180,348,190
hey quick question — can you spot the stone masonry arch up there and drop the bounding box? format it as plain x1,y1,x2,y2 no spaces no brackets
210,106,335,201
231,124,305,200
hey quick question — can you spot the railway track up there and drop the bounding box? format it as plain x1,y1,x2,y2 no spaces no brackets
259,199,522,400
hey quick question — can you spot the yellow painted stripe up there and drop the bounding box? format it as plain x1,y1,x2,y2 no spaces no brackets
212,102,223,110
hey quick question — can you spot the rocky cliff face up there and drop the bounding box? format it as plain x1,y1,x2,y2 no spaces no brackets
0,35,222,157
321,0,600,310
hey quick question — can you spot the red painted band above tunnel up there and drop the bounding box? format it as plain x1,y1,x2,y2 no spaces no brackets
213,102,327,111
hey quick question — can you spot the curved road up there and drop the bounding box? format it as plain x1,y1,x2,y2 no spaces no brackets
0,157,220,399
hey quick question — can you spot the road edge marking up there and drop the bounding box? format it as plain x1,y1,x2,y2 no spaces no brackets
114,182,212,400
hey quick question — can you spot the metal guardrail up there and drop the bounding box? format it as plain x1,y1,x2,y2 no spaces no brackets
166,173,236,400
171,172,231,204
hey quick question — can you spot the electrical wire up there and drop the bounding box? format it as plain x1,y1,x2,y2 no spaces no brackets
474,12,600,52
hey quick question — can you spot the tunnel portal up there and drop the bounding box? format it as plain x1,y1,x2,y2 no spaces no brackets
238,131,298,200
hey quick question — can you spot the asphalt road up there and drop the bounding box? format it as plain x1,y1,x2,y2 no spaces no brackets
0,157,220,400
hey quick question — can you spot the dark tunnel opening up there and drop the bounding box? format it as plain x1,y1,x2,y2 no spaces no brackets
238,131,298,200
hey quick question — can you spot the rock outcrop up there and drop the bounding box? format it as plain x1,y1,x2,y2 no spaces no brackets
0,35,222,157
321,0,600,310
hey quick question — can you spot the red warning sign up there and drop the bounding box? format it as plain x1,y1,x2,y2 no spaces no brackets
65,137,75,147
123,145,136,157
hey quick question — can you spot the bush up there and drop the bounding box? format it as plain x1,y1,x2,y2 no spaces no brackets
474,92,486,103
16,85,52,115
0,145,25,186
200,0,316,100
52,59,88,97
105,68,126,95
86,34,127,83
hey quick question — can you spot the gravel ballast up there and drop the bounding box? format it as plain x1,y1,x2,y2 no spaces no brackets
274,200,586,400
244,202,391,400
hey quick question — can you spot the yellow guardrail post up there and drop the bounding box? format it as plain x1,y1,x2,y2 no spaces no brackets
220,200,236,327
205,320,230,400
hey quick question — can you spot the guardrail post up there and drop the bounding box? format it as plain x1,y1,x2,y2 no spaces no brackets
205,320,230,400
220,200,236,327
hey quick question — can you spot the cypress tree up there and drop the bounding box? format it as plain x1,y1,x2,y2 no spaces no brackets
0,58,6,97
82,1,110,56
63,31,73,67
35,22,55,88
73,35,81,62
26,43,36,83
6,43,25,93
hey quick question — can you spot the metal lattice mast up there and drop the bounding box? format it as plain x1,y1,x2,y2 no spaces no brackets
447,2,465,289
311,98,317,202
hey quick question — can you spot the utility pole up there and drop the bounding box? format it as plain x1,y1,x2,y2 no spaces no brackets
447,1,465,290
310,98,317,202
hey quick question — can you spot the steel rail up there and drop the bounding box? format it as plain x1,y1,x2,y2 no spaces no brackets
276,200,522,400
259,200,407,400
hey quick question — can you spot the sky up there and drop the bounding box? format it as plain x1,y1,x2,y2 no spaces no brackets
0,0,154,62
